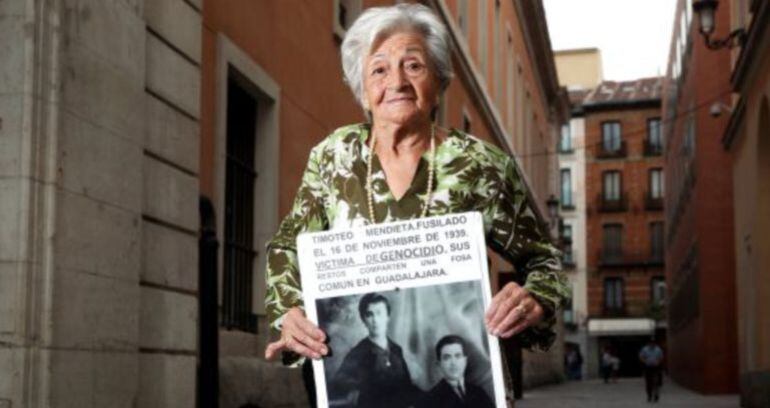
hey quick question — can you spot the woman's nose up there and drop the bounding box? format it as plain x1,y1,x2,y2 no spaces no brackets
386,67,408,90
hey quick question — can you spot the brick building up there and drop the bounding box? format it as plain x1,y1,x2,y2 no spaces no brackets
661,0,738,394
581,78,667,378
553,48,604,379
720,0,770,405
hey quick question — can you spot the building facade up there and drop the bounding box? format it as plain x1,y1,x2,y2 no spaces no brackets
582,78,667,378
722,0,770,405
553,49,604,379
554,48,605,91
0,0,203,407
661,0,738,394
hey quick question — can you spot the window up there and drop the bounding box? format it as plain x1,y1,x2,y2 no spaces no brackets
457,0,469,37
603,171,621,200
604,277,625,312
493,0,502,106
647,118,663,153
222,77,259,333
478,0,488,79
462,109,472,134
650,222,664,261
560,169,573,208
562,224,574,264
601,121,622,152
559,123,572,152
563,284,575,323
651,276,666,306
649,168,664,199
333,0,362,40
602,224,623,262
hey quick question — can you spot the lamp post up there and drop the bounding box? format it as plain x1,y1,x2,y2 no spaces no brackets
693,0,746,50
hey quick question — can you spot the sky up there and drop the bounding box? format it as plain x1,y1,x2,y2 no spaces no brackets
543,0,679,81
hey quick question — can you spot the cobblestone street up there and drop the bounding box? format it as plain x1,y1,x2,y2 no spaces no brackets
517,378,740,408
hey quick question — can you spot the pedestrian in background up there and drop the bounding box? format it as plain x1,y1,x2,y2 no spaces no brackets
564,344,583,380
610,353,620,383
600,346,613,384
639,338,664,403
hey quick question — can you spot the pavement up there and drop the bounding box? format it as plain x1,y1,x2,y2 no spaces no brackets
516,377,740,408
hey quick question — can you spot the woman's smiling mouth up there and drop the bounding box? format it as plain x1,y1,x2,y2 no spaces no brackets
385,96,415,104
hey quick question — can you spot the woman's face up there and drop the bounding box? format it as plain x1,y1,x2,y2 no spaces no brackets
363,31,439,127
363,301,390,337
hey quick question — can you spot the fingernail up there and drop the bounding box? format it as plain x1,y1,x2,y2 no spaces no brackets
321,346,328,355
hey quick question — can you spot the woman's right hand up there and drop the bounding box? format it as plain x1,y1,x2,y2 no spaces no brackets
264,307,328,360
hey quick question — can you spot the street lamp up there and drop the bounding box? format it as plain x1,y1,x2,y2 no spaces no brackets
693,0,746,50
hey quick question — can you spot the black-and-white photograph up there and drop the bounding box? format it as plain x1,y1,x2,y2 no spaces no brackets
316,281,496,408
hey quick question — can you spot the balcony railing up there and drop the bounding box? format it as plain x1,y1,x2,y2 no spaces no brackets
596,141,627,159
644,140,663,156
597,249,665,268
645,193,664,211
599,249,624,266
602,306,628,318
597,193,628,212
558,145,575,154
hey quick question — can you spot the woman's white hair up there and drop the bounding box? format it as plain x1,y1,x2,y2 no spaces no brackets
340,3,453,109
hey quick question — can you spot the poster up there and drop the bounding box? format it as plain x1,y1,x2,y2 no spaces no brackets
297,212,506,408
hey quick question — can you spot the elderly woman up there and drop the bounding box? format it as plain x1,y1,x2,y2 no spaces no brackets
264,2,569,404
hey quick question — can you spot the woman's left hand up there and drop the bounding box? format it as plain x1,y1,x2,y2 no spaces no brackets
485,282,545,338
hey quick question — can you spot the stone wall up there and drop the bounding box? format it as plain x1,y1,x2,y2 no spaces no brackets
0,0,201,406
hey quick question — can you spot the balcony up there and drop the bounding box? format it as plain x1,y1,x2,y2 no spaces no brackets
599,249,625,266
601,306,628,318
597,249,665,268
596,141,627,159
644,140,663,156
645,192,664,211
562,254,576,269
597,193,628,212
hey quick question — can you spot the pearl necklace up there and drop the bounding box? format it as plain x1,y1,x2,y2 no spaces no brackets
366,125,436,224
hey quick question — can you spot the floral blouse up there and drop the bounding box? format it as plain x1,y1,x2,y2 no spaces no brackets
266,123,569,357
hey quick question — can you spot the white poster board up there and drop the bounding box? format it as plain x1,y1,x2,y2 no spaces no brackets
297,212,506,408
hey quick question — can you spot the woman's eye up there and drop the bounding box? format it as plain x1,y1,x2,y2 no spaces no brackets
406,62,423,71
371,67,385,75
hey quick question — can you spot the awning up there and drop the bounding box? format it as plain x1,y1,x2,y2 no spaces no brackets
588,318,656,336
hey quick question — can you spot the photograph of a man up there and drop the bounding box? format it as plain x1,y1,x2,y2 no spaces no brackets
423,335,494,408
329,293,421,408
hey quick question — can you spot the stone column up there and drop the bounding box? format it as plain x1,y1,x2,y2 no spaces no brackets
0,0,201,406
